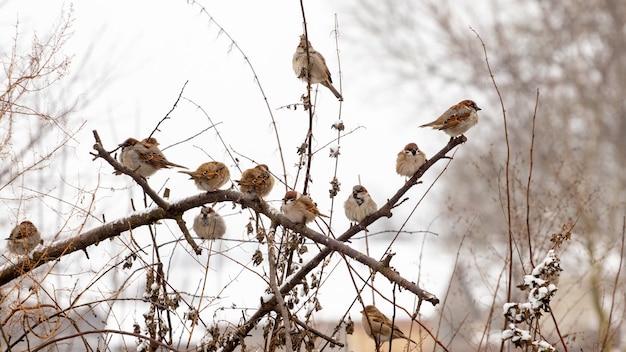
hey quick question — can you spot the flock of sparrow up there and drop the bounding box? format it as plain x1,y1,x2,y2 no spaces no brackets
5,34,480,347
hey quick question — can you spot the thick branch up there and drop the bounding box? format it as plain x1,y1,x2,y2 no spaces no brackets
2,135,465,352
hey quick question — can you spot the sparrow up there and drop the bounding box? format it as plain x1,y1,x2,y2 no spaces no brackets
236,164,275,198
280,191,329,224
396,143,427,177
6,220,41,255
192,206,226,240
361,305,417,345
178,161,230,192
419,99,481,137
344,185,377,223
293,35,343,101
118,137,187,178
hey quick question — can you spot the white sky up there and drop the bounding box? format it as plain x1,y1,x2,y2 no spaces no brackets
1,0,491,347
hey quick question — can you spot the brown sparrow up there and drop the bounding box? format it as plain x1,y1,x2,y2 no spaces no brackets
192,206,226,240
236,164,275,198
293,35,343,101
419,99,481,137
280,191,329,224
344,185,377,223
396,143,427,177
6,221,41,255
118,137,187,178
361,305,417,345
179,161,230,192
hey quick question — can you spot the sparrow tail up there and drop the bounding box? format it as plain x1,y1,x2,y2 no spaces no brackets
167,162,188,169
321,80,343,101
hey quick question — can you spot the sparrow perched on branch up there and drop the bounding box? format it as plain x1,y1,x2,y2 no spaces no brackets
361,305,417,345
236,164,275,198
192,206,226,240
293,35,343,101
396,143,427,177
118,137,187,178
280,191,329,224
344,185,377,223
179,161,230,192
419,99,481,137
6,221,42,255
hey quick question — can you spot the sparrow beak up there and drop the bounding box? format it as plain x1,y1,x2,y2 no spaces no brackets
475,106,482,111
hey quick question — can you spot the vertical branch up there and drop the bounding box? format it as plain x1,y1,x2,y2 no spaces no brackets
266,226,293,352
299,0,313,195
470,29,511,352
148,226,174,346
526,90,540,267
469,27,511,298
549,307,569,352
332,14,344,111
601,216,626,349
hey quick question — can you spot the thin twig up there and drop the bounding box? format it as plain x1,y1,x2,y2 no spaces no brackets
187,1,288,188
470,26,512,312
549,304,568,352
601,216,626,349
181,97,241,173
30,329,179,352
174,215,201,255
526,89,540,267
292,317,344,347
299,0,314,195
147,80,188,139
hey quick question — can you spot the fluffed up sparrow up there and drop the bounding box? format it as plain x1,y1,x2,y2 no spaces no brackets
344,185,377,223
179,161,230,192
293,35,343,101
280,191,329,224
118,137,187,178
419,99,481,137
361,305,417,345
192,206,226,240
6,220,42,255
236,164,275,198
396,143,427,177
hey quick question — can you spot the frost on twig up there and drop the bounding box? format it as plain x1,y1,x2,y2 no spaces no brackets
502,249,562,350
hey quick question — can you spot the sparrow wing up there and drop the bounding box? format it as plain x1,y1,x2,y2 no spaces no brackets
201,164,225,178
301,196,329,218
317,52,333,83
237,172,260,187
178,169,198,177
252,173,270,187
374,312,409,336
438,105,472,129
12,223,36,239
142,151,187,169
